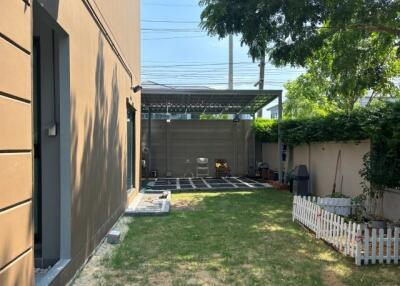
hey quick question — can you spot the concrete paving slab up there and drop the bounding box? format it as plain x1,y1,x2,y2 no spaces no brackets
125,192,171,216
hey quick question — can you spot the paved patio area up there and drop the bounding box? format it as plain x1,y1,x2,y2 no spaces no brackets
143,177,272,191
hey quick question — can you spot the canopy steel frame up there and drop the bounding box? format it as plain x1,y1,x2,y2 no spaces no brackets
142,88,283,182
142,88,282,115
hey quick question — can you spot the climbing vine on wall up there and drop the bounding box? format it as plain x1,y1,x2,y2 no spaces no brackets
253,102,400,189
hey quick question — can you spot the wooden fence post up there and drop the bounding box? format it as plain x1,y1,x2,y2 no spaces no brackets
364,228,370,265
316,206,322,239
371,229,377,264
293,196,297,222
387,228,392,264
394,227,399,264
339,217,344,252
351,222,357,257
355,224,362,266
379,229,384,264
345,221,351,256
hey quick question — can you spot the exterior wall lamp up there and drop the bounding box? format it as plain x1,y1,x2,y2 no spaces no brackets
132,85,142,93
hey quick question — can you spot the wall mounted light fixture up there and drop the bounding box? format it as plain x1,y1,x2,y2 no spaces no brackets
132,85,142,93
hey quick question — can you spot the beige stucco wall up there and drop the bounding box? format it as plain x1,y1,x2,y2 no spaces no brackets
303,141,370,198
263,141,370,197
262,143,279,171
382,190,400,222
262,140,400,221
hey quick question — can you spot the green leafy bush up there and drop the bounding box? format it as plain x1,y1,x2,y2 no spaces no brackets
360,103,400,190
254,102,400,189
252,119,278,143
254,109,371,146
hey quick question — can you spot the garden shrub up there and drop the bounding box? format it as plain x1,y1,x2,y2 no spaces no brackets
253,102,400,189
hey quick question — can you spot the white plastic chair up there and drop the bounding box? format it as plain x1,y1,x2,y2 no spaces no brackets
196,157,209,177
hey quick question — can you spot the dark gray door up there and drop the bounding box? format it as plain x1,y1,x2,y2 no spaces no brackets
127,106,136,189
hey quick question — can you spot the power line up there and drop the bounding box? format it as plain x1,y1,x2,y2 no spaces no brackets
142,19,199,24
141,60,305,68
142,29,204,33
143,3,198,7
143,36,206,40
141,67,303,72
142,72,303,77
142,67,305,72
142,62,260,68
141,79,288,84
144,82,285,87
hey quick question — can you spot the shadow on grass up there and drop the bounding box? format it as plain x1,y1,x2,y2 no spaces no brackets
106,190,400,286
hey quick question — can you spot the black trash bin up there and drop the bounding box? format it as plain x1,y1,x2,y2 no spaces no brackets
287,169,294,193
258,162,269,179
292,165,309,196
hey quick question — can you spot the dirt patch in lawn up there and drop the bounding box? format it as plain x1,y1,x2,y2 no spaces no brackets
187,270,226,286
321,268,345,286
172,199,201,211
147,271,173,286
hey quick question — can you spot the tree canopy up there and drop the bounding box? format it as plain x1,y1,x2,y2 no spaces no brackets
200,0,400,66
283,74,336,119
284,32,400,114
200,0,400,114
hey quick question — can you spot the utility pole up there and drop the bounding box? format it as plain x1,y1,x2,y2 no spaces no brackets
257,54,266,117
228,35,233,90
254,53,266,177
258,55,265,91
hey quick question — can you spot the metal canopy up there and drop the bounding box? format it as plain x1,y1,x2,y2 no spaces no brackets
142,88,282,114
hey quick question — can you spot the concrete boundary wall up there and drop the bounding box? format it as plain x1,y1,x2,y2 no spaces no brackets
142,120,253,178
262,140,400,221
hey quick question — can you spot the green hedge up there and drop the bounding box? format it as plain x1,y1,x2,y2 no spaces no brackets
253,104,392,146
253,102,400,189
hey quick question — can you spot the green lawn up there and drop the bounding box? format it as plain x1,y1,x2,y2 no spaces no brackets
103,190,399,286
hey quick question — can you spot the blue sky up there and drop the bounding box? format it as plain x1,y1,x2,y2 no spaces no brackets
141,0,304,94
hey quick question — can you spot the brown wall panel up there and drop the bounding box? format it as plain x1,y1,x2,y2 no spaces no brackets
0,96,32,150
0,249,33,286
0,38,31,101
0,153,32,209
0,201,32,269
92,0,141,80
31,1,141,283
0,0,31,52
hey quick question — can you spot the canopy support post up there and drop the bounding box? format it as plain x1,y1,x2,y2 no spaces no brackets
147,107,152,178
278,93,283,183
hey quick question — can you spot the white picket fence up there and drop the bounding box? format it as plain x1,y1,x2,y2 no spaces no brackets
293,196,400,265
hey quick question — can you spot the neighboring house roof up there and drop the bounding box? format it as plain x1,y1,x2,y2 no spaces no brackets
142,81,174,89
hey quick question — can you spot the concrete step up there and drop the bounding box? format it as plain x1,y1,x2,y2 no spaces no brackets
125,191,171,216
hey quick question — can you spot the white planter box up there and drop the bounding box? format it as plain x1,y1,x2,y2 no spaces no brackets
317,197,352,217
